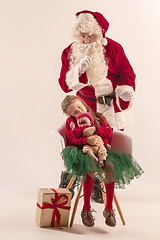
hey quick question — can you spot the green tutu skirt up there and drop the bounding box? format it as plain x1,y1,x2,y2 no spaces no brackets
62,146,144,189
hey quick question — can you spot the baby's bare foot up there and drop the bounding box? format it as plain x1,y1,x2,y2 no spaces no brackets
99,160,104,167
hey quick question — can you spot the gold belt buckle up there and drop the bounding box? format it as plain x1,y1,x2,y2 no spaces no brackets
96,95,106,105
102,96,106,105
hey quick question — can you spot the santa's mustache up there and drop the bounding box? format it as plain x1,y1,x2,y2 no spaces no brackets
70,40,108,86
73,41,103,57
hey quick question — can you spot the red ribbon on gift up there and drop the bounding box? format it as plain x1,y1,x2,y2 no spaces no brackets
37,188,71,227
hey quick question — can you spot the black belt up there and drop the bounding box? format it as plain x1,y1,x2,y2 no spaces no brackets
78,90,116,106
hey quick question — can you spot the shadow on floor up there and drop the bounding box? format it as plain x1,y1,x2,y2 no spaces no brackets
44,224,109,235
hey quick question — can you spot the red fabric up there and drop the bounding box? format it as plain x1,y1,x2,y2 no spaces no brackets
73,125,109,145
83,175,94,211
73,125,90,139
66,115,113,147
105,182,115,211
76,112,94,125
58,38,136,113
66,116,88,148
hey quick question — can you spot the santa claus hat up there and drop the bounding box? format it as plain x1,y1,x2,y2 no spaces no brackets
76,112,94,125
75,10,109,46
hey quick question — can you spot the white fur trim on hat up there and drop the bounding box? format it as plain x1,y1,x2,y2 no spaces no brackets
101,38,107,46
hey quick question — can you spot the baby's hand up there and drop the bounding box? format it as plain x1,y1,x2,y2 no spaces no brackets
83,126,96,136
105,144,111,150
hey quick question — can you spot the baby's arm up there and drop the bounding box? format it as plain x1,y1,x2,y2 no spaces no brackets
66,118,87,147
83,126,97,137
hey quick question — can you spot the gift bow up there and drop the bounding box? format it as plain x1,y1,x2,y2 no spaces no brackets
37,188,71,227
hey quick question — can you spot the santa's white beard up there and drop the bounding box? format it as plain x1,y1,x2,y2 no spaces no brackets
69,42,108,86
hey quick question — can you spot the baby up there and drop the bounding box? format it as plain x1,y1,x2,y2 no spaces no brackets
73,112,111,167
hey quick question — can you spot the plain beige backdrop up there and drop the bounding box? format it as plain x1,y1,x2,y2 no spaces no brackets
0,0,160,240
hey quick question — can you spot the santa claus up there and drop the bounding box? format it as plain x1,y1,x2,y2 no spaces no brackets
59,10,136,130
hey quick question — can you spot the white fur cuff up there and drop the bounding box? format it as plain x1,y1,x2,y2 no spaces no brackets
115,85,134,111
66,66,88,91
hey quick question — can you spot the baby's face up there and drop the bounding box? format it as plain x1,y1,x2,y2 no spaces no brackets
77,116,91,127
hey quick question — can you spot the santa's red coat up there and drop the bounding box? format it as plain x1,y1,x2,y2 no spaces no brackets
59,37,135,112
59,38,136,129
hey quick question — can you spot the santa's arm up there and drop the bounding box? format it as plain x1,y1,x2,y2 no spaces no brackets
58,48,73,93
58,46,88,92
114,43,136,110
115,43,136,88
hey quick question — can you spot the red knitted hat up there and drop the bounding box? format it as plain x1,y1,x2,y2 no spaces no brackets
76,112,94,125
75,10,109,45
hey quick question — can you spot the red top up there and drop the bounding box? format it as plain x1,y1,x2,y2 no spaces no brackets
66,115,113,148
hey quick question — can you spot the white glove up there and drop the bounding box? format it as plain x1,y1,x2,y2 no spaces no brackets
78,49,92,75
119,91,134,101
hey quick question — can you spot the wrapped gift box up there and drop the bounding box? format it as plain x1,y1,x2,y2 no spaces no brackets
36,188,72,227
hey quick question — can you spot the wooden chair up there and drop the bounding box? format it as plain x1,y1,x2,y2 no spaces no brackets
51,123,132,227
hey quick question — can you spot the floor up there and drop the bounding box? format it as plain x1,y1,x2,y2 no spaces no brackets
1,185,160,240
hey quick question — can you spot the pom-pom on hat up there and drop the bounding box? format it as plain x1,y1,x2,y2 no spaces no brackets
76,112,94,125
75,10,109,46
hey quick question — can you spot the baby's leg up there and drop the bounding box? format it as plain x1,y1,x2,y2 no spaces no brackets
82,145,99,162
97,145,107,167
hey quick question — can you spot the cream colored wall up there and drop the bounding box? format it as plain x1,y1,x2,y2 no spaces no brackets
0,0,160,193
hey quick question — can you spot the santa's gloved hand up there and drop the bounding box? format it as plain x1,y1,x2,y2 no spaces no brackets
78,49,92,74
78,56,92,74
119,91,134,101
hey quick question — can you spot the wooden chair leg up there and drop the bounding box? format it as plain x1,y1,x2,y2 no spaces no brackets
100,181,106,206
69,182,83,227
66,175,76,190
67,177,126,226
113,193,126,225
100,180,126,225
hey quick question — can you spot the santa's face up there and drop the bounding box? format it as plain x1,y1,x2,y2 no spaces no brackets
76,32,99,44
77,116,92,127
